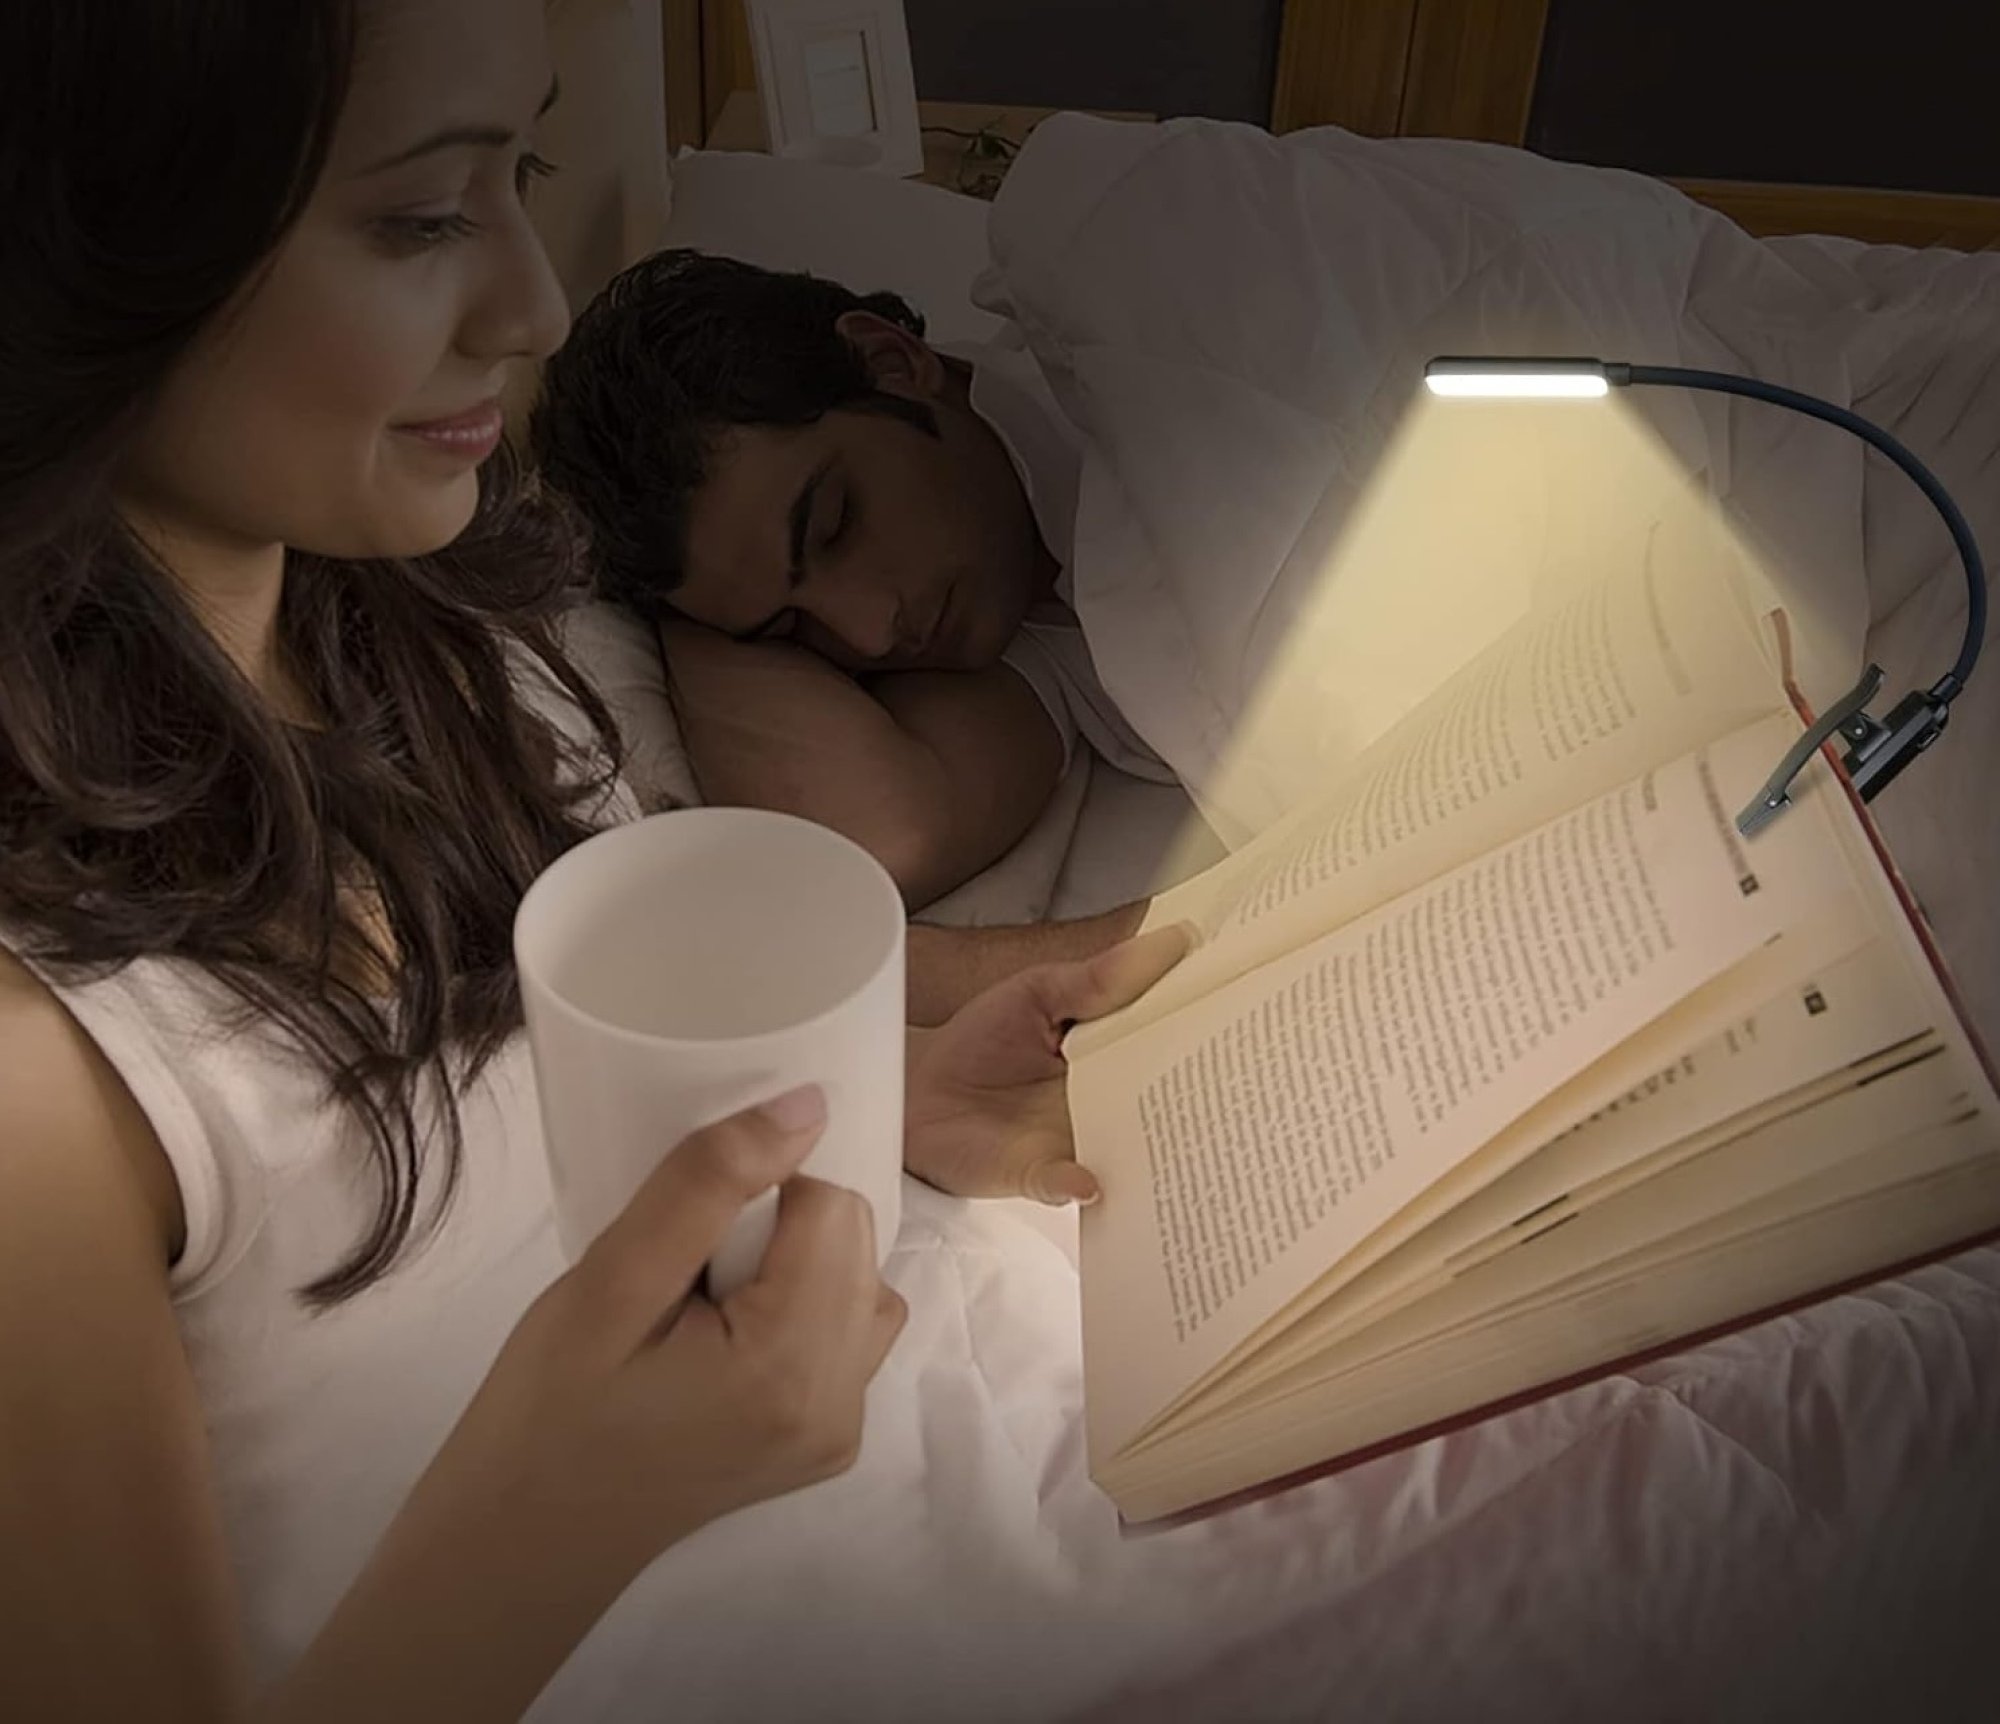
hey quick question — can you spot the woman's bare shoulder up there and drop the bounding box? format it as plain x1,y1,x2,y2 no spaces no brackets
0,943,187,1267
0,947,239,1713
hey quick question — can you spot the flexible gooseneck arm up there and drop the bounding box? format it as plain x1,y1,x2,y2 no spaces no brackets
1615,362,1984,700
1423,354,1987,832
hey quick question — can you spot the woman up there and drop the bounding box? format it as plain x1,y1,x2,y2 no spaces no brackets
0,2,1183,1717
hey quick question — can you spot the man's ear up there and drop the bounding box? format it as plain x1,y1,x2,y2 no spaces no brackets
836,309,948,401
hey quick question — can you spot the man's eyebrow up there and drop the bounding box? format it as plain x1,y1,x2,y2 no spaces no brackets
721,459,829,643
356,76,561,177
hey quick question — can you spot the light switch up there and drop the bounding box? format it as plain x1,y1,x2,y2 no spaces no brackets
802,30,877,139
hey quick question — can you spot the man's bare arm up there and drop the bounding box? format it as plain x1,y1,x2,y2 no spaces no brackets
905,900,1148,1026
663,622,1062,909
860,664,1066,899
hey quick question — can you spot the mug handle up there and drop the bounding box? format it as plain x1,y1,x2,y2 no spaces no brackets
703,1186,782,1301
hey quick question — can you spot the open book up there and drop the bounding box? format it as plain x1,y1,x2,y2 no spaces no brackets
1067,510,2000,1525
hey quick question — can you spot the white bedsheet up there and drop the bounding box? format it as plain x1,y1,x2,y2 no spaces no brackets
556,632,1998,1722
550,127,2000,1722
528,1105,2000,1724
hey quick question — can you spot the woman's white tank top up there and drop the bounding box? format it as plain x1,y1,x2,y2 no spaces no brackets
3,933,569,1687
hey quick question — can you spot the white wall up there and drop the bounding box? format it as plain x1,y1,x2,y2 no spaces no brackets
507,0,673,432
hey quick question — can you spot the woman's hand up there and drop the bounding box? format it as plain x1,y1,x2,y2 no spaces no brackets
279,1091,906,1724
903,924,1193,1207
424,1087,904,1562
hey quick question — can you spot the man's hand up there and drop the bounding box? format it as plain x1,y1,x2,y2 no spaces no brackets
903,924,1194,1205
662,621,1063,909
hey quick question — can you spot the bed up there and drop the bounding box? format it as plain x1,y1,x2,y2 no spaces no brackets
526,32,2000,1718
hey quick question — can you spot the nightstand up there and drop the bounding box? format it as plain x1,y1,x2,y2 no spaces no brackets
701,89,1153,200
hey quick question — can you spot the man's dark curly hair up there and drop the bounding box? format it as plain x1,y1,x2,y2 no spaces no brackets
530,249,940,621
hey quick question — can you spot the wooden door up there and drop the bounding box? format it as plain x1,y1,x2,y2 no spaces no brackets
657,0,755,149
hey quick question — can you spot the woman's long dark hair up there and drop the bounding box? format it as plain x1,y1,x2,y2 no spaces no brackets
0,1,623,1305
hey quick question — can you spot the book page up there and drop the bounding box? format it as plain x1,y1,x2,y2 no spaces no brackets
1443,942,1938,1253
1206,928,1923,1398
1105,1119,2000,1522
1150,735,2000,1449
1147,1047,1977,1451
1294,1057,1990,1400
1072,507,1783,1058
1078,713,1861,1459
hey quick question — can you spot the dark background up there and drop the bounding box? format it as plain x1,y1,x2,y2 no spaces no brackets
1528,0,1999,195
898,0,1999,195
903,0,1288,126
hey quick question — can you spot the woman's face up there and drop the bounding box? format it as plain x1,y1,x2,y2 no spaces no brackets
120,0,570,567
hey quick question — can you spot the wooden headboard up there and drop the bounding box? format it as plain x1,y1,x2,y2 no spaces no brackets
1270,0,2000,249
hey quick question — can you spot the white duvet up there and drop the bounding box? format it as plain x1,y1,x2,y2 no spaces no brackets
550,123,2000,1721
980,115,2000,1049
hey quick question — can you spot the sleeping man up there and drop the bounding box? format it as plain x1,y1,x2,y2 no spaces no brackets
530,249,1179,1017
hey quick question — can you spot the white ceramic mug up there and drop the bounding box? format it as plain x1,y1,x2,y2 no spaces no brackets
514,807,905,1297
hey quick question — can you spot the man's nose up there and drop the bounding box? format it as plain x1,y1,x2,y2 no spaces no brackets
821,589,907,666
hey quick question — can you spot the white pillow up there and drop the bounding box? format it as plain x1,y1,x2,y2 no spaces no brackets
556,153,1000,815
559,601,700,812
660,149,1003,344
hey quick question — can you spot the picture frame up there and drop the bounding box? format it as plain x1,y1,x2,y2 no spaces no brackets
742,0,925,178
